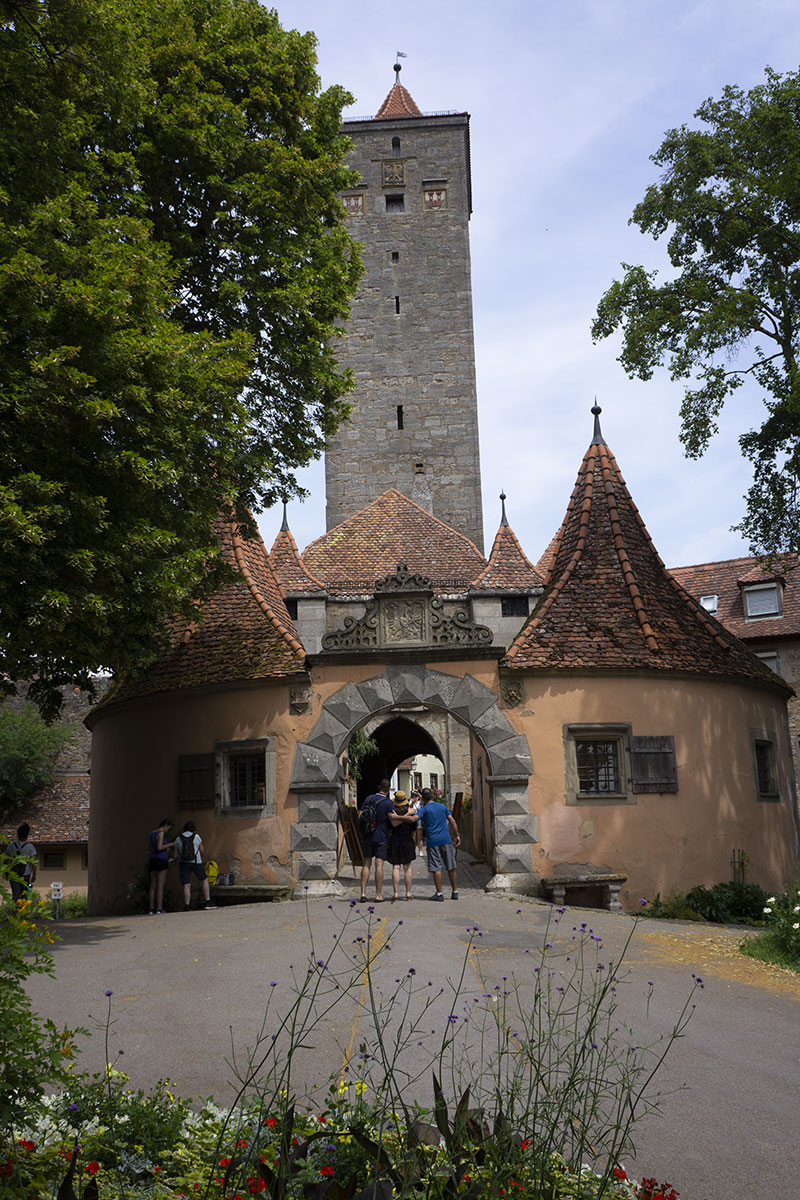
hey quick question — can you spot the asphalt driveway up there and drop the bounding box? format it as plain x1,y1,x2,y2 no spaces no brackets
25,860,800,1200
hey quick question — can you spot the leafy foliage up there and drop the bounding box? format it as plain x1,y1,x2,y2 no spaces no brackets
0,0,361,716
592,67,800,554
0,702,74,819
742,884,800,970
0,867,84,1134
642,881,767,924
346,729,379,783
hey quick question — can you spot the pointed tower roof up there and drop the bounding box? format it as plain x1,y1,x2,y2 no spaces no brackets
505,407,788,690
302,489,486,594
270,503,326,594
103,517,306,705
471,493,544,591
375,62,423,119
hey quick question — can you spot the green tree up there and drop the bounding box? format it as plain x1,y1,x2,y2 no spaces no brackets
592,67,800,555
0,0,361,716
0,703,74,820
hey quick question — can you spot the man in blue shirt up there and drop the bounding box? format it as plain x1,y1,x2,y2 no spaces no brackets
418,788,461,901
357,778,395,902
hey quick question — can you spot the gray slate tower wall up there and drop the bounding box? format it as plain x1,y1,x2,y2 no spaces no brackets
326,107,484,551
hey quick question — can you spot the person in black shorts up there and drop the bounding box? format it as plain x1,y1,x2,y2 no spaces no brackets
147,818,174,914
357,779,394,902
387,790,419,900
175,820,215,910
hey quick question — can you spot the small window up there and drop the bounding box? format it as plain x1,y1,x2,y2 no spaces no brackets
229,754,265,807
750,728,780,801
392,137,401,156
81,847,89,870
396,405,404,430
43,851,66,870
743,583,782,618
700,594,718,614
756,650,780,675
385,194,405,213
216,737,276,814
429,773,439,790
285,598,298,620
575,740,620,795
391,251,399,262
395,296,400,313
501,595,528,617
413,772,422,790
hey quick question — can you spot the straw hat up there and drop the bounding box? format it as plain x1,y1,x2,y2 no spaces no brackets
393,789,409,811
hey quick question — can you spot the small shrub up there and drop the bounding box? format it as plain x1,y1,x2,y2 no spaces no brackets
52,891,88,919
640,892,703,921
685,882,767,924
742,885,800,972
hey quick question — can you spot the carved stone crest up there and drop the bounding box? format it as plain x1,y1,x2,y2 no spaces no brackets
322,564,492,653
382,160,405,186
290,684,312,714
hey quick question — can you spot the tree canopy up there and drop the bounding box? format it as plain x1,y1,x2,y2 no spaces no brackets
0,0,361,716
592,67,800,556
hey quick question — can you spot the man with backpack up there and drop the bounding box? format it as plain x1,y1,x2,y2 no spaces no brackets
4,822,37,902
176,820,216,911
357,779,394,903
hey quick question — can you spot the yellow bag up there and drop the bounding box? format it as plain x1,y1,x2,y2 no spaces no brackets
205,860,219,886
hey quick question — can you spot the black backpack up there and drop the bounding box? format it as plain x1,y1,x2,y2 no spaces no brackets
358,797,378,838
178,832,196,862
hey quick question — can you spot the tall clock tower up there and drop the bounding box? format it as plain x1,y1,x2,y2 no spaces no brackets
325,65,484,551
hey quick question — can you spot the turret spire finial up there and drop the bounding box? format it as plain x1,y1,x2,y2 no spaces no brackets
500,490,508,526
280,499,289,531
590,400,604,445
394,50,407,81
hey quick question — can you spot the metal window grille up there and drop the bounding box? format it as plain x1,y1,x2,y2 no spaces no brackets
754,742,774,794
229,754,266,807
576,740,620,794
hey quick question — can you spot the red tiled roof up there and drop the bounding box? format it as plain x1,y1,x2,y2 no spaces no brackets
102,519,306,705
301,490,486,594
670,555,800,642
472,517,543,591
505,424,787,691
270,515,325,594
4,775,89,845
375,81,423,120
535,533,560,585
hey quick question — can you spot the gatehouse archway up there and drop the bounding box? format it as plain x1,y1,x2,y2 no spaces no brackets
289,665,535,896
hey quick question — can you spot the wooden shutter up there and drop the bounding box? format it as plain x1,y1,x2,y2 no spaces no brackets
178,753,215,808
630,736,678,793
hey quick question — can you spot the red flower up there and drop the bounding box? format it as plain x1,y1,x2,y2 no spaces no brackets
320,1166,335,1177
520,1138,532,1150
614,1166,628,1181
84,1162,100,1176
235,1139,248,1149
263,1117,277,1127
318,1116,327,1124
219,1158,231,1168
18,1140,35,1152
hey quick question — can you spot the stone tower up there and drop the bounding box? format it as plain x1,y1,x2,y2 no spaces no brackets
326,65,484,551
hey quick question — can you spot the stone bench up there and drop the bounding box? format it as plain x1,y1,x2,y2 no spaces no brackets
210,883,292,906
540,874,626,912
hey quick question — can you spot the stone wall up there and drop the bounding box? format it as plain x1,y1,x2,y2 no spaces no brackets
326,114,484,551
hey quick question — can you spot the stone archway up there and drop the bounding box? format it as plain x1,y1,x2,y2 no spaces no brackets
289,665,535,896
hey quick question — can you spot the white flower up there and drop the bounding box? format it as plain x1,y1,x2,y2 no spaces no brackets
793,923,799,930
767,896,777,904
794,905,800,913
763,906,772,914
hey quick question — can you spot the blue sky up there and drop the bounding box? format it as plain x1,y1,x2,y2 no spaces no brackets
258,0,800,569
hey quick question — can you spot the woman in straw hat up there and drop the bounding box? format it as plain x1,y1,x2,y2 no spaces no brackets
387,790,419,901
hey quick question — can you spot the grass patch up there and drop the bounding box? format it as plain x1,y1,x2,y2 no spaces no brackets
740,930,800,973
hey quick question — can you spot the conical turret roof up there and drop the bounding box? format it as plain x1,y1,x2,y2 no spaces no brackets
375,64,423,119
270,504,325,594
471,494,543,590
102,517,305,705
505,409,788,690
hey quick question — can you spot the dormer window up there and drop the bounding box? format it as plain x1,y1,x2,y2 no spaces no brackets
742,582,783,619
700,594,718,614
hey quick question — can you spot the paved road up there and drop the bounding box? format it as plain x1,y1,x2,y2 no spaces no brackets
26,858,800,1200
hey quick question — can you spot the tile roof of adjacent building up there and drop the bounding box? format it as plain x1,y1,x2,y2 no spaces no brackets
472,494,544,591
98,518,306,707
670,554,800,642
301,489,487,594
4,774,90,845
269,504,326,595
504,409,788,691
374,66,424,119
